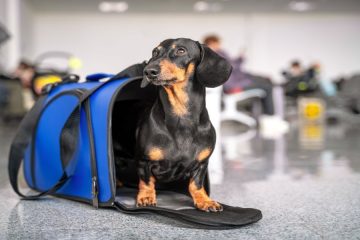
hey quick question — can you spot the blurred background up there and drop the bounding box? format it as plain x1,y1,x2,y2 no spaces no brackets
1,0,360,239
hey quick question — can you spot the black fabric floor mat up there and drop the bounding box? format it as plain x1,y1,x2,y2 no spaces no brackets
114,187,262,229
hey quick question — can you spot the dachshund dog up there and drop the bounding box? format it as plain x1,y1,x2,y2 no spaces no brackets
136,38,232,212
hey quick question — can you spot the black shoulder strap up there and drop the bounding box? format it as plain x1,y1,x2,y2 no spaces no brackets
7,95,69,199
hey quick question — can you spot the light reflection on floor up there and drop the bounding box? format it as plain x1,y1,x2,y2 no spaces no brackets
217,120,360,184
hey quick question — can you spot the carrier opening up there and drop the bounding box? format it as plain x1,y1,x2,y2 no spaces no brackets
111,79,156,189
111,79,191,194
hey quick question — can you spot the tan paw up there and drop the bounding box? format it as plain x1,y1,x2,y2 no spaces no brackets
136,192,157,207
195,200,223,212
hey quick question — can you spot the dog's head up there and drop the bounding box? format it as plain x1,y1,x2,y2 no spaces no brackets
142,38,232,88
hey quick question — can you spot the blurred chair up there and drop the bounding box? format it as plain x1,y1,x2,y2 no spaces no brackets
0,76,26,122
0,82,9,108
221,89,266,128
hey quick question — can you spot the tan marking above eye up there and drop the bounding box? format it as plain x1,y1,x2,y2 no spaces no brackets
148,147,164,161
197,148,212,162
171,44,176,49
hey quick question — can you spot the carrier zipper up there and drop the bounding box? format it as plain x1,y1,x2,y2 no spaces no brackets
92,177,99,208
85,99,99,208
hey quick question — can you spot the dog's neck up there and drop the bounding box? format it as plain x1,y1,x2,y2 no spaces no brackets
155,74,207,125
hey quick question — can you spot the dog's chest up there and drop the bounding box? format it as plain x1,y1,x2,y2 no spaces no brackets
161,120,214,156
146,122,215,181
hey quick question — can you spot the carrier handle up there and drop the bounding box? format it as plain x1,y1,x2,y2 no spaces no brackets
86,73,114,82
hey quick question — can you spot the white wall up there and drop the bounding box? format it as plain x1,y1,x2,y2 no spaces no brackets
0,0,8,70
0,0,34,71
0,0,6,24
19,0,34,60
246,14,360,81
30,12,360,81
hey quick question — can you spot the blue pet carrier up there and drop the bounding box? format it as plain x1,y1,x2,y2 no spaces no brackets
8,63,262,229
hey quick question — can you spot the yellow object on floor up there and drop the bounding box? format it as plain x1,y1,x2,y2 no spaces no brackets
298,97,325,123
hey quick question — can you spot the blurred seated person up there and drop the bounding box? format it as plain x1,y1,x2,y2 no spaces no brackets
288,60,303,77
203,35,275,116
10,60,36,110
283,60,321,97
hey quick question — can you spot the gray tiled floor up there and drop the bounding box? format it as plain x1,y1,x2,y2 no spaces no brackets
1,120,360,239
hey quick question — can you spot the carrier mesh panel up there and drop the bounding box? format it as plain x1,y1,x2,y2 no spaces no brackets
60,107,80,169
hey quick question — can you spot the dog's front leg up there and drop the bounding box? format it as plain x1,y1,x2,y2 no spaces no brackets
189,161,223,212
136,176,157,207
136,161,157,207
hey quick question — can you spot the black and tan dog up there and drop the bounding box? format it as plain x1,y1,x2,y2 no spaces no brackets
135,38,232,212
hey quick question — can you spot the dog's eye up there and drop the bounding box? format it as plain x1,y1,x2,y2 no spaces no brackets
176,48,186,56
152,50,159,58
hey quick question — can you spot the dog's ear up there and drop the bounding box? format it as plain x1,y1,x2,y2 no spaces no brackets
196,43,232,88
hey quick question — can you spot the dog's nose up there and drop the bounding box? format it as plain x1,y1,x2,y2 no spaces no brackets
144,68,159,79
